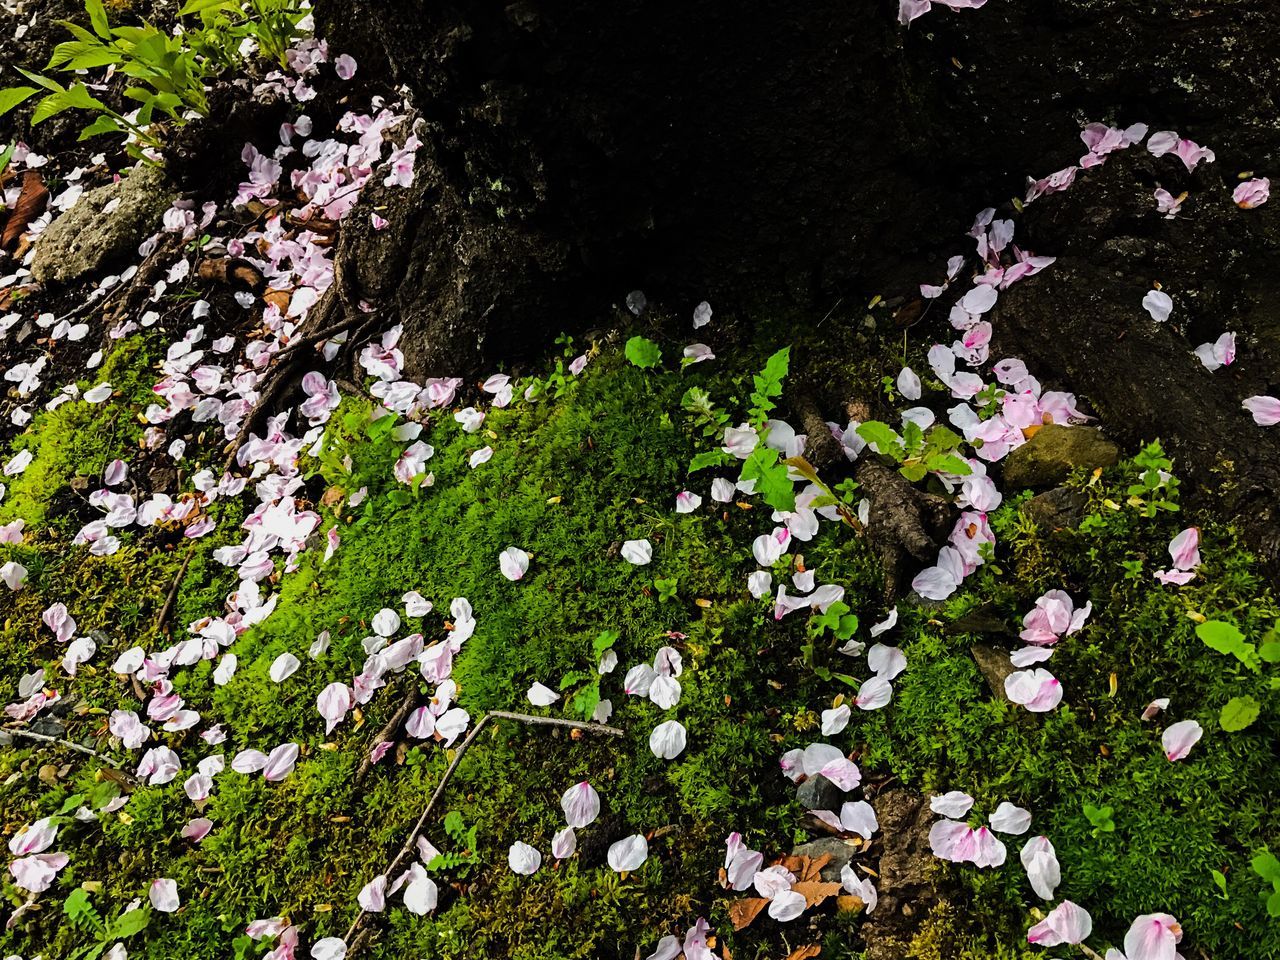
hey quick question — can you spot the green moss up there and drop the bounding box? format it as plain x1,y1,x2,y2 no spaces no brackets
2,326,1277,960
1,337,159,529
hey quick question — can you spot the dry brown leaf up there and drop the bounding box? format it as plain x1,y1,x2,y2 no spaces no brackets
263,288,292,312
2,171,48,250
785,946,822,960
791,880,842,909
728,896,768,931
197,256,266,293
780,852,831,883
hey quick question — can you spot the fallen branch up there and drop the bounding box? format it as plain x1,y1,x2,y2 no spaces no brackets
343,710,624,951
354,686,419,783
2,726,133,779
219,306,373,476
155,547,194,635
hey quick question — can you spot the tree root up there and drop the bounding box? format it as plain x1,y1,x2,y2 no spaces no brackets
796,393,951,601
342,710,624,954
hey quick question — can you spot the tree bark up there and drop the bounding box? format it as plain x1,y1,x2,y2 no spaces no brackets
313,0,1280,561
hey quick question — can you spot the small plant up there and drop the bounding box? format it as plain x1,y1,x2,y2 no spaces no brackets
855,419,972,482
687,347,796,512
62,887,152,960
1082,802,1115,838
1252,848,1280,918
654,577,678,602
180,0,308,70
1125,441,1180,516
559,629,617,720
426,810,479,877
0,0,307,158
803,600,862,687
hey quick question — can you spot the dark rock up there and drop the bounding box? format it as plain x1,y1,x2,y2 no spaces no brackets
796,773,842,813
32,164,178,285
789,837,861,883
1023,486,1089,531
30,717,66,739
970,644,1015,702
1002,425,1119,489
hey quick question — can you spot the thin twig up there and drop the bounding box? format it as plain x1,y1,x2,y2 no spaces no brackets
343,710,624,950
156,547,194,635
2,726,130,775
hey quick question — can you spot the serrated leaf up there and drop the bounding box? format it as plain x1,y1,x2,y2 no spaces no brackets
624,335,662,369
740,447,795,513
1219,695,1260,732
689,448,730,472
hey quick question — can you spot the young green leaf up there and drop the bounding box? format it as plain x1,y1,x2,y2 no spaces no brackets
855,421,904,460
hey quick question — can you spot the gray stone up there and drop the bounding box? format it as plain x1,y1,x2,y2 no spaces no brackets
796,773,842,812
32,164,178,284
1023,485,1089,531
1002,424,1119,488
789,837,861,882
970,644,1015,701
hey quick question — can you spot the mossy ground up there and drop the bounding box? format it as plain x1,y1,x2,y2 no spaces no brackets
1,319,1277,960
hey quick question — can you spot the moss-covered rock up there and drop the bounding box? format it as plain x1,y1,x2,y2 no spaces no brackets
1002,425,1119,488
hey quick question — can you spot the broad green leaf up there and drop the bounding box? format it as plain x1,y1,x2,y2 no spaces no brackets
83,118,133,144
1253,849,1280,884
924,453,973,476
180,0,238,13
855,421,903,458
900,462,927,483
1219,695,1260,732
48,40,122,71
624,335,662,369
0,86,39,118
106,905,151,938
1196,620,1246,656
85,0,111,39
16,67,68,93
